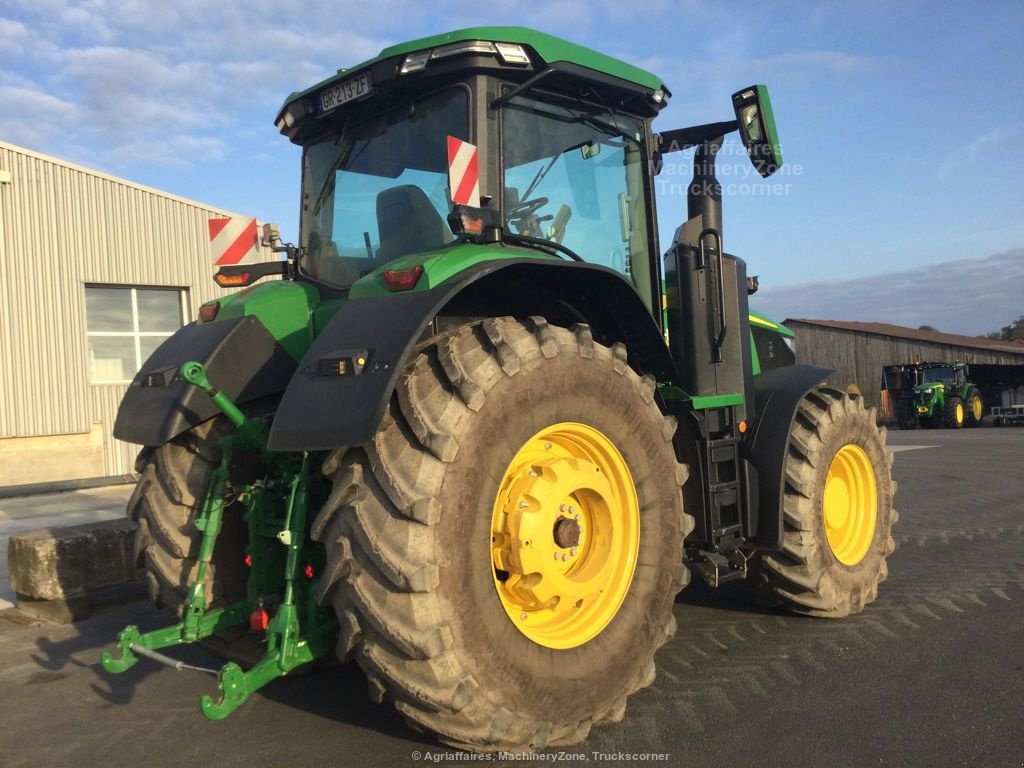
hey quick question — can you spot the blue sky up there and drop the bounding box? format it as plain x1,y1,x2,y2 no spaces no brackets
2,0,1021,335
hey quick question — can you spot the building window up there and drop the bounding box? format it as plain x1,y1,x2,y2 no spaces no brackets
85,286,188,383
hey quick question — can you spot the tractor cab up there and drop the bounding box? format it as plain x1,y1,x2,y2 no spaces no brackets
275,28,668,314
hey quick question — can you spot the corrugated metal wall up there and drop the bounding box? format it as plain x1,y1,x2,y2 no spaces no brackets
787,321,1024,412
0,141,272,479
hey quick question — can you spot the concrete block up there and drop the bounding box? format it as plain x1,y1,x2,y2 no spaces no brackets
8,519,141,602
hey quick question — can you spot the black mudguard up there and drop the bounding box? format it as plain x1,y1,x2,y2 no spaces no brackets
741,364,836,550
114,316,297,447
268,259,674,452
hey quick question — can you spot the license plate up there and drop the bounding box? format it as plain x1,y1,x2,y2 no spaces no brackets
318,73,372,113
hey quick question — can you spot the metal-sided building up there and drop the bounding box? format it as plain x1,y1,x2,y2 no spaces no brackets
0,141,269,491
785,318,1024,416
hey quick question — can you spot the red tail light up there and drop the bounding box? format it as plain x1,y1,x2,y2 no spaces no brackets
199,302,220,322
382,265,424,292
249,607,269,632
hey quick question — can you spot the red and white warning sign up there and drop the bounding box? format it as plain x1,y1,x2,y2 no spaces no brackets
447,136,480,208
208,217,259,266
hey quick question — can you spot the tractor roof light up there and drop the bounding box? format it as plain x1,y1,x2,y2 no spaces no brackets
494,43,531,66
400,50,431,74
400,41,531,76
432,40,498,60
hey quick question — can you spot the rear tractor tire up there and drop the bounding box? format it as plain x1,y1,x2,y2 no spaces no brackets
965,388,984,428
944,396,965,429
757,386,897,617
313,317,693,751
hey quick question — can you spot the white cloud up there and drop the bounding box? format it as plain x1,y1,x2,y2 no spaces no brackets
751,248,1024,337
937,127,1021,179
0,16,30,56
104,134,227,168
3,1,388,167
0,84,78,147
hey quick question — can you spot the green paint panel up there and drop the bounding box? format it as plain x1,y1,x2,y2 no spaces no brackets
283,26,665,109
690,393,745,410
753,84,784,170
348,241,556,299
209,281,320,362
748,309,794,337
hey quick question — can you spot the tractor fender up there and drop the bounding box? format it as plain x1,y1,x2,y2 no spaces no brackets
741,364,837,550
267,258,675,452
114,315,297,447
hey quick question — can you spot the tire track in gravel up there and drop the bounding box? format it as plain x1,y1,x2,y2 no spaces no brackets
615,529,1024,737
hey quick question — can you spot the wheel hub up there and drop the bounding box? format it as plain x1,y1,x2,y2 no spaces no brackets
491,422,639,649
823,444,877,565
553,517,581,548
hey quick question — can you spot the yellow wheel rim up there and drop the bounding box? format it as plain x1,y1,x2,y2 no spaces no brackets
823,444,877,566
490,422,639,649
972,396,983,421
956,402,964,424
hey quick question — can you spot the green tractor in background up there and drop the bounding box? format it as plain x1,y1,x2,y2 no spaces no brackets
898,362,983,429
101,27,896,751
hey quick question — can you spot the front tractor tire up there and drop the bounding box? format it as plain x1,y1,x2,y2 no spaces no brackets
965,387,984,427
944,396,965,429
313,317,693,750
895,400,917,430
758,387,897,617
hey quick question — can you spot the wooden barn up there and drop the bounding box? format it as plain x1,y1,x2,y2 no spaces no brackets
783,319,1024,420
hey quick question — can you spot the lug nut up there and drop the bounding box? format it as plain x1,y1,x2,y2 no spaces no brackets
570,547,577,556
574,514,580,522
520,613,528,620
561,554,568,562
544,442,552,450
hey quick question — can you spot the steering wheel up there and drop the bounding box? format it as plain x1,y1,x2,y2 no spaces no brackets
507,196,549,222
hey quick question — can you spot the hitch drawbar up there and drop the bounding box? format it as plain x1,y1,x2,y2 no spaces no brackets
100,361,337,720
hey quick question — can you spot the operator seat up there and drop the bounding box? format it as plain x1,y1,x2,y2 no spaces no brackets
375,185,452,262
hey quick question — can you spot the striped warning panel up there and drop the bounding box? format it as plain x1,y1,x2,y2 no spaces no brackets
447,136,480,207
208,217,258,266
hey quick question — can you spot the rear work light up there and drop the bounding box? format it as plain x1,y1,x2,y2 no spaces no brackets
382,265,424,292
447,204,502,242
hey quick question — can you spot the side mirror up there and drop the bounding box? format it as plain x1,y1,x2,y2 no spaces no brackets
731,85,783,178
261,222,281,247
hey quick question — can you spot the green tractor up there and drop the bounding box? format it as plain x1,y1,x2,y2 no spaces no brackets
899,362,983,429
101,27,896,750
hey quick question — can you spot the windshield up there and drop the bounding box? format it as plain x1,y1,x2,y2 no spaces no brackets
300,87,469,288
501,95,653,309
921,366,955,384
